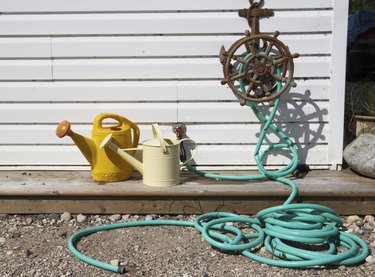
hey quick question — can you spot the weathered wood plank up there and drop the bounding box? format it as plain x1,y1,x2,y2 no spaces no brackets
2,198,372,215
0,169,373,215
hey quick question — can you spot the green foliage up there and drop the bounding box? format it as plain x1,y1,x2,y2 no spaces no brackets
361,84,375,116
350,0,375,14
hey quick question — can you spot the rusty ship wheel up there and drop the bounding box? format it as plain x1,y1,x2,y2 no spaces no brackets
220,32,299,106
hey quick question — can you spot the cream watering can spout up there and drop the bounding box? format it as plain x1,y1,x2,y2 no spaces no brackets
100,124,197,187
100,133,144,175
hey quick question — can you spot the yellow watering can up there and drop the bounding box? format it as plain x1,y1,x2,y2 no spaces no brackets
56,113,140,182
100,124,197,187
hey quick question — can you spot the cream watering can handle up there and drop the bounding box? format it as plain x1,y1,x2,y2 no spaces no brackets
179,138,198,166
152,123,167,153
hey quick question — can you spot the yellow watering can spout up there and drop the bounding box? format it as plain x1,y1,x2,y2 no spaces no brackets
56,120,97,167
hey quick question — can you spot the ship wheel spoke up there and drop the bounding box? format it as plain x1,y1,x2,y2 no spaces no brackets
230,73,246,81
264,40,275,56
274,56,289,65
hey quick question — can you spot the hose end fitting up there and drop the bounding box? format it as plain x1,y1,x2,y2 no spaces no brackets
117,266,127,274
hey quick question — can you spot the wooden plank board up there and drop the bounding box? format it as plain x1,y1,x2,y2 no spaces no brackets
0,101,329,123
0,11,333,36
0,144,329,166
50,34,331,58
51,57,330,80
1,170,373,198
0,168,374,215
0,123,328,144
0,79,330,102
0,198,373,215
0,0,334,13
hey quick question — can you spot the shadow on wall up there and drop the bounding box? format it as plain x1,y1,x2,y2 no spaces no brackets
180,87,328,168
256,89,328,166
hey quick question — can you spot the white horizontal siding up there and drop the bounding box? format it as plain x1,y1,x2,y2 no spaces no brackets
51,35,332,57
0,0,346,170
0,11,332,36
0,0,333,12
0,101,329,124
51,57,329,80
0,80,330,102
0,123,328,145
0,35,331,58
0,145,329,166
0,57,330,81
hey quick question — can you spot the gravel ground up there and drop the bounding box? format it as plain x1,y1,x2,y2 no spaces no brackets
0,213,374,277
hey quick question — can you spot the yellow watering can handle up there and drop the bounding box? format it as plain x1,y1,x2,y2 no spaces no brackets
152,123,167,153
94,113,123,129
94,113,140,149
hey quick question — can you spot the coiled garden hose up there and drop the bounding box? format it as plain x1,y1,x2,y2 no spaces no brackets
68,63,368,274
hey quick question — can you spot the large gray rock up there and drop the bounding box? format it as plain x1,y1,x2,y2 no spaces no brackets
344,133,375,178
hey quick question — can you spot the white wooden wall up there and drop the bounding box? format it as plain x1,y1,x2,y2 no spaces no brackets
0,0,348,170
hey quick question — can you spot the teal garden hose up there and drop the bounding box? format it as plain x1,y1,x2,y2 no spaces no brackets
68,2,369,269
68,65,369,273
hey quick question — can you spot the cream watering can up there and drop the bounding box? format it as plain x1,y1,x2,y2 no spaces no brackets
100,124,197,187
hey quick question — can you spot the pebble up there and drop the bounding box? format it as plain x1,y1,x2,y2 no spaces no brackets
366,255,375,264
145,214,157,221
122,214,131,221
25,217,33,225
110,259,119,266
76,214,87,223
346,215,361,226
364,215,375,226
6,251,13,255
11,229,21,238
109,214,121,222
61,212,72,222
0,237,6,243
363,223,374,231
